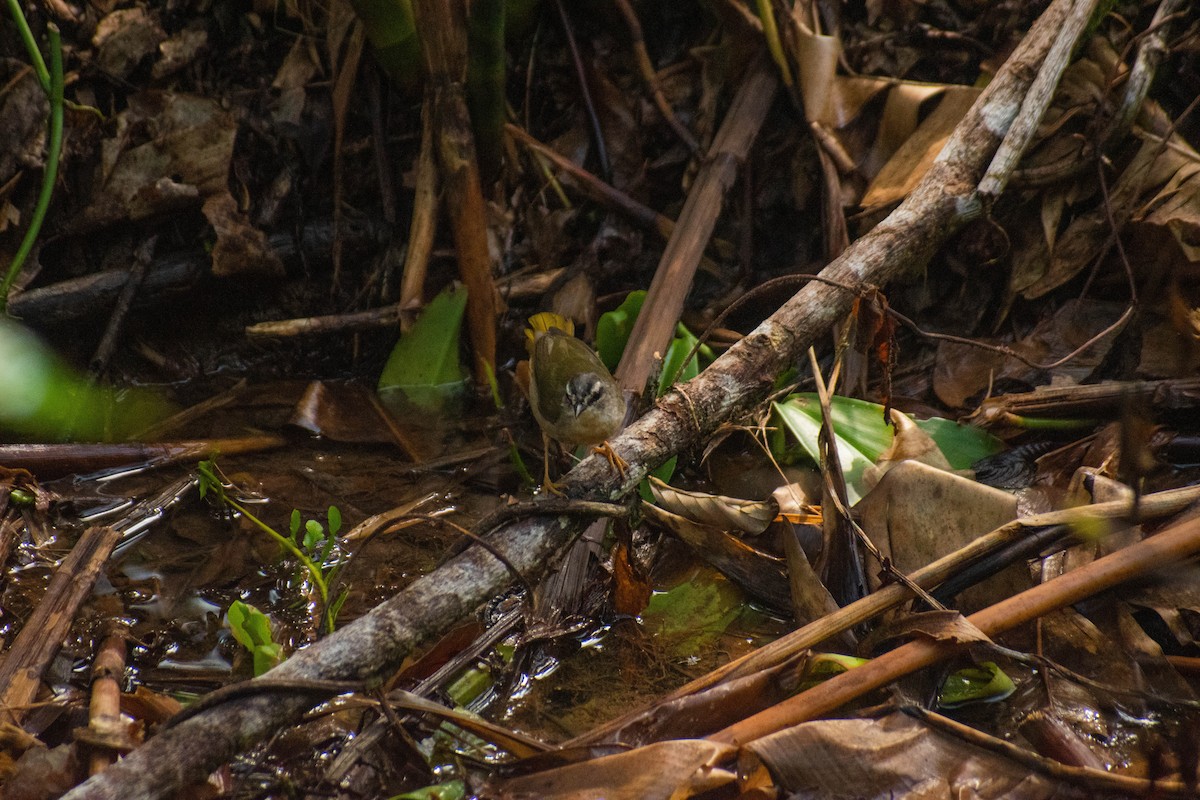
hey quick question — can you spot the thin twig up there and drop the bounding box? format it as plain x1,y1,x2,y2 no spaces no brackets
611,0,700,154
553,0,611,182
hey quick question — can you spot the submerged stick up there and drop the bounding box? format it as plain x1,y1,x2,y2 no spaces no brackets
0,526,120,725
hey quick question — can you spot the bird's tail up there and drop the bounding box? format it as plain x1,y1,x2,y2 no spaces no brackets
525,312,575,352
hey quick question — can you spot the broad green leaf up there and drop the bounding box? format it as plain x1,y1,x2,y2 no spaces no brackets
913,415,1006,469
770,393,1005,503
0,318,171,441
595,290,646,370
771,399,875,504
377,284,470,413
596,292,712,396
639,456,677,502
346,0,420,88
643,572,742,657
598,291,708,492
659,323,710,394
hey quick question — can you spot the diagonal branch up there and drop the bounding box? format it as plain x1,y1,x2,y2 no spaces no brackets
63,0,1096,796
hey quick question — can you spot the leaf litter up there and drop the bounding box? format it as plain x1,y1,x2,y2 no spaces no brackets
1,0,1199,797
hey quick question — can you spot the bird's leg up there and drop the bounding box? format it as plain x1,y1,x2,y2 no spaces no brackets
541,433,566,496
591,441,628,479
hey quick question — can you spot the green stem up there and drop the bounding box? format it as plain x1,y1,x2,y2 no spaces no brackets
1004,414,1099,431
198,461,338,631
755,0,794,87
226,496,330,606
5,0,50,92
2,22,63,312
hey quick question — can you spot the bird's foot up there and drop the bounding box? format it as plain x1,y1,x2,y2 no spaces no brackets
540,477,568,497
541,451,567,496
592,441,628,478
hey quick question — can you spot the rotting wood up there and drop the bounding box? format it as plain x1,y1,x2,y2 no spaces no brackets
61,1,1101,796
7,222,358,329
84,623,132,775
0,526,120,727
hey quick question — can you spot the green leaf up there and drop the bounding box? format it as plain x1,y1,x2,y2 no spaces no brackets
327,506,342,537
938,661,1016,709
392,780,467,800
345,0,420,88
911,415,1006,469
0,318,172,441
303,519,324,551
798,652,870,690
596,291,712,395
771,399,875,505
640,456,677,502
659,323,710,395
445,665,494,707
328,589,350,627
770,394,1005,503
227,600,283,676
251,643,283,676
377,284,470,413
595,291,646,370
642,572,742,657
289,508,301,539
226,600,254,650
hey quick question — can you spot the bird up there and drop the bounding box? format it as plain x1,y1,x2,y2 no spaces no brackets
525,312,627,493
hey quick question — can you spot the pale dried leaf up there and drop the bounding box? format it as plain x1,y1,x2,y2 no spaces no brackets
857,461,1023,612
861,87,980,207
152,21,208,80
863,408,953,489
491,739,737,799
648,476,776,534
746,713,1083,798
74,93,236,232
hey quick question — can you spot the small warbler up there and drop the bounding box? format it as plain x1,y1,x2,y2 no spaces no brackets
525,312,627,491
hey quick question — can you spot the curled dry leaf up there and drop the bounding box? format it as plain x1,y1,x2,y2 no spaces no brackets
862,408,953,490
641,502,791,612
647,476,776,535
